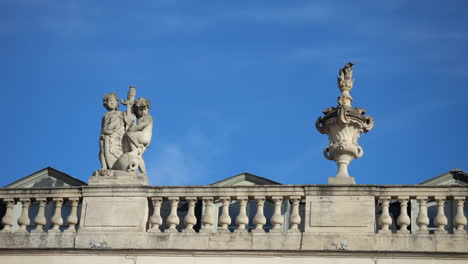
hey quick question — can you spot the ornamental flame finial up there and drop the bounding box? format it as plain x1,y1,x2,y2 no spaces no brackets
316,63,374,185
337,62,354,107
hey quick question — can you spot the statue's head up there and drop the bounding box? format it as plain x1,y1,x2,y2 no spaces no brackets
134,98,151,117
103,92,119,111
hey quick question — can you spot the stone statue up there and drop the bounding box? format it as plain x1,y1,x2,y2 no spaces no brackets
91,86,152,185
116,97,153,174
99,92,125,170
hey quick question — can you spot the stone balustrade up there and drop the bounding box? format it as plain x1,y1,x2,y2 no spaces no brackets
0,185,467,252
145,185,305,233
0,188,82,233
375,187,468,235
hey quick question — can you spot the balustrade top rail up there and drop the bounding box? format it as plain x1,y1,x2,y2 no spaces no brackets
0,187,83,200
0,185,467,200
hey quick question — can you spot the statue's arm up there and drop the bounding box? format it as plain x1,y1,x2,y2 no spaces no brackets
100,116,107,137
134,115,153,131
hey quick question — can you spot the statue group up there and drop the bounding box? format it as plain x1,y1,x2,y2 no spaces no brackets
94,86,153,178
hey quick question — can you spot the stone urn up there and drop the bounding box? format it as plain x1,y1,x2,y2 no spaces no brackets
316,63,374,184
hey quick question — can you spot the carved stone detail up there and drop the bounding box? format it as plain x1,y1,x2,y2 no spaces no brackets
218,197,231,232
91,86,153,186
65,198,79,233
378,197,392,234
201,197,214,232
289,196,301,232
1,199,15,232
17,199,31,232
416,197,429,234
148,197,163,232
32,198,47,233
396,198,410,234
235,197,249,233
434,197,448,234
49,198,63,232
166,197,180,232
183,197,197,233
270,197,284,232
316,63,374,184
454,197,467,235
253,196,266,233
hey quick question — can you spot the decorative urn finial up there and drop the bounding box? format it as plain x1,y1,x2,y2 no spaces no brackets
316,63,374,184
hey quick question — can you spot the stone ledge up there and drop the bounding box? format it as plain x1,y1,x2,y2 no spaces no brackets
1,232,467,253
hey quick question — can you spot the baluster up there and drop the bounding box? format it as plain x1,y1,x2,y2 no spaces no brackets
201,197,214,232
253,196,266,233
218,197,231,232
378,197,392,234
0,199,15,232
289,196,301,232
166,197,180,232
454,197,467,235
32,198,47,233
235,197,249,233
17,198,31,232
416,197,429,234
65,198,79,233
396,197,410,234
183,197,197,233
148,197,163,232
1,199,15,232
270,196,284,232
49,198,63,232
434,197,448,234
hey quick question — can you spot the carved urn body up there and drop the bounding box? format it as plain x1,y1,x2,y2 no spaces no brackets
316,63,374,184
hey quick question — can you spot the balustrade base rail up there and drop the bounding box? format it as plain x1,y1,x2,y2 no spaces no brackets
0,231,467,253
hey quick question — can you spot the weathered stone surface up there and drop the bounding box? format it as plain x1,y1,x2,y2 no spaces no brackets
89,170,149,186
307,196,375,233
316,63,374,184
79,196,148,232
2,250,468,264
95,86,153,184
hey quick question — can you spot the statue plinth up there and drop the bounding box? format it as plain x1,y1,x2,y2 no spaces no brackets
89,170,149,186
316,63,374,185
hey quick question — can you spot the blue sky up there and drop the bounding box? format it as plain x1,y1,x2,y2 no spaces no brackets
2,0,467,186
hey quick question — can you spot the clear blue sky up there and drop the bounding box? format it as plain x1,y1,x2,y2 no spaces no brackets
2,0,467,186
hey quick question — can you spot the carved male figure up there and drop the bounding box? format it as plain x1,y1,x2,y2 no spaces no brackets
122,97,153,174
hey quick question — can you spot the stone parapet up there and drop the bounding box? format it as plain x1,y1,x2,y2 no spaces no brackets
0,184,467,253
